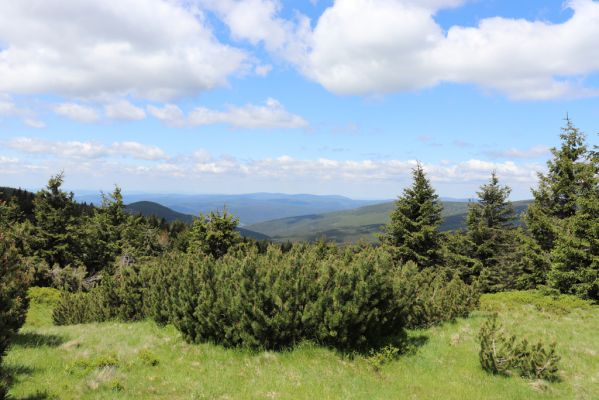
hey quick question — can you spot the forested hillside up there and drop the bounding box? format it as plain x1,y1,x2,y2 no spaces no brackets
248,200,532,243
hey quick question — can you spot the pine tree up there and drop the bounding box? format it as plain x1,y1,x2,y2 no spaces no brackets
188,209,242,259
466,172,519,291
381,163,443,269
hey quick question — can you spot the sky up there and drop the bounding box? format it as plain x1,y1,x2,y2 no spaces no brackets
0,0,598,200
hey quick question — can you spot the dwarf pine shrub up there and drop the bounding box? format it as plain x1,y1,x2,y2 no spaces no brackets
478,313,560,381
53,243,479,352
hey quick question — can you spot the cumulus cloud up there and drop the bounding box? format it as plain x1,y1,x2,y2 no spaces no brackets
104,100,146,121
0,0,246,100
236,0,599,100
6,137,167,160
148,98,308,129
0,94,45,128
53,103,100,123
199,0,312,64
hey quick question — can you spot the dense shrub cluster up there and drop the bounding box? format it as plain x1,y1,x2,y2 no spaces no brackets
478,314,560,381
0,232,31,399
397,262,480,329
54,244,479,351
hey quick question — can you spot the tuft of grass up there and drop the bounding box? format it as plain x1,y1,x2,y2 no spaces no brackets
4,289,599,399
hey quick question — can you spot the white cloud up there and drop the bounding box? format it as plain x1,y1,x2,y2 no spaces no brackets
110,141,166,160
0,94,45,128
188,98,308,129
105,100,146,121
147,104,186,127
486,145,551,159
149,98,308,129
54,103,100,123
6,137,167,161
199,0,312,64
1,136,545,198
250,0,599,100
0,0,246,101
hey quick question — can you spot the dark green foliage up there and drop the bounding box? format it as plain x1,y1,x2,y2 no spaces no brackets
54,241,479,352
549,186,599,300
188,209,242,258
52,261,147,325
525,118,591,251
0,232,31,356
0,231,31,399
478,314,560,381
31,173,80,270
442,231,481,285
381,164,443,269
398,262,479,329
466,173,521,292
160,245,406,350
52,291,98,325
525,119,599,299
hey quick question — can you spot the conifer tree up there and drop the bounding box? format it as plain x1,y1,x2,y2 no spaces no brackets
0,232,30,399
79,186,128,274
32,173,79,269
549,152,599,299
525,118,590,251
188,209,241,259
381,163,443,269
525,119,598,298
466,172,519,291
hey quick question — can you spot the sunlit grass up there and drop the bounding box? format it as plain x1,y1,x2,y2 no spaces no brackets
5,290,599,399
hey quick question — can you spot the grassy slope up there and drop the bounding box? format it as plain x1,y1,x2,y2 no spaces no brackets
248,200,532,243
5,289,598,399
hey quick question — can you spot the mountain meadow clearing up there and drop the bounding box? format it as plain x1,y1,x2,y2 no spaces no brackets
4,288,598,400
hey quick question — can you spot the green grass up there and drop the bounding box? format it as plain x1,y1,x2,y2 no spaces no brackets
5,288,598,399
247,200,532,243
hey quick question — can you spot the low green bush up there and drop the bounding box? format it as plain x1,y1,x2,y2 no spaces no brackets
27,286,61,306
478,313,560,381
398,263,480,329
53,244,480,352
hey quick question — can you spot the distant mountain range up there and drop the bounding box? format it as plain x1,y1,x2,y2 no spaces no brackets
76,192,384,225
124,201,270,241
247,200,533,243
124,197,532,244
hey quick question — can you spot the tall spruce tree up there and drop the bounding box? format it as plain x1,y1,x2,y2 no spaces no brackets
381,163,443,269
79,186,128,274
525,119,598,299
32,173,79,269
525,118,590,251
548,142,599,300
466,172,519,292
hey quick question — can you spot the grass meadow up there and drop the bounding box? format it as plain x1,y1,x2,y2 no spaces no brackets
5,289,598,399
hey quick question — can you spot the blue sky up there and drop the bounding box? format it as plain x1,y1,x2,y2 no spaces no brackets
0,0,597,199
